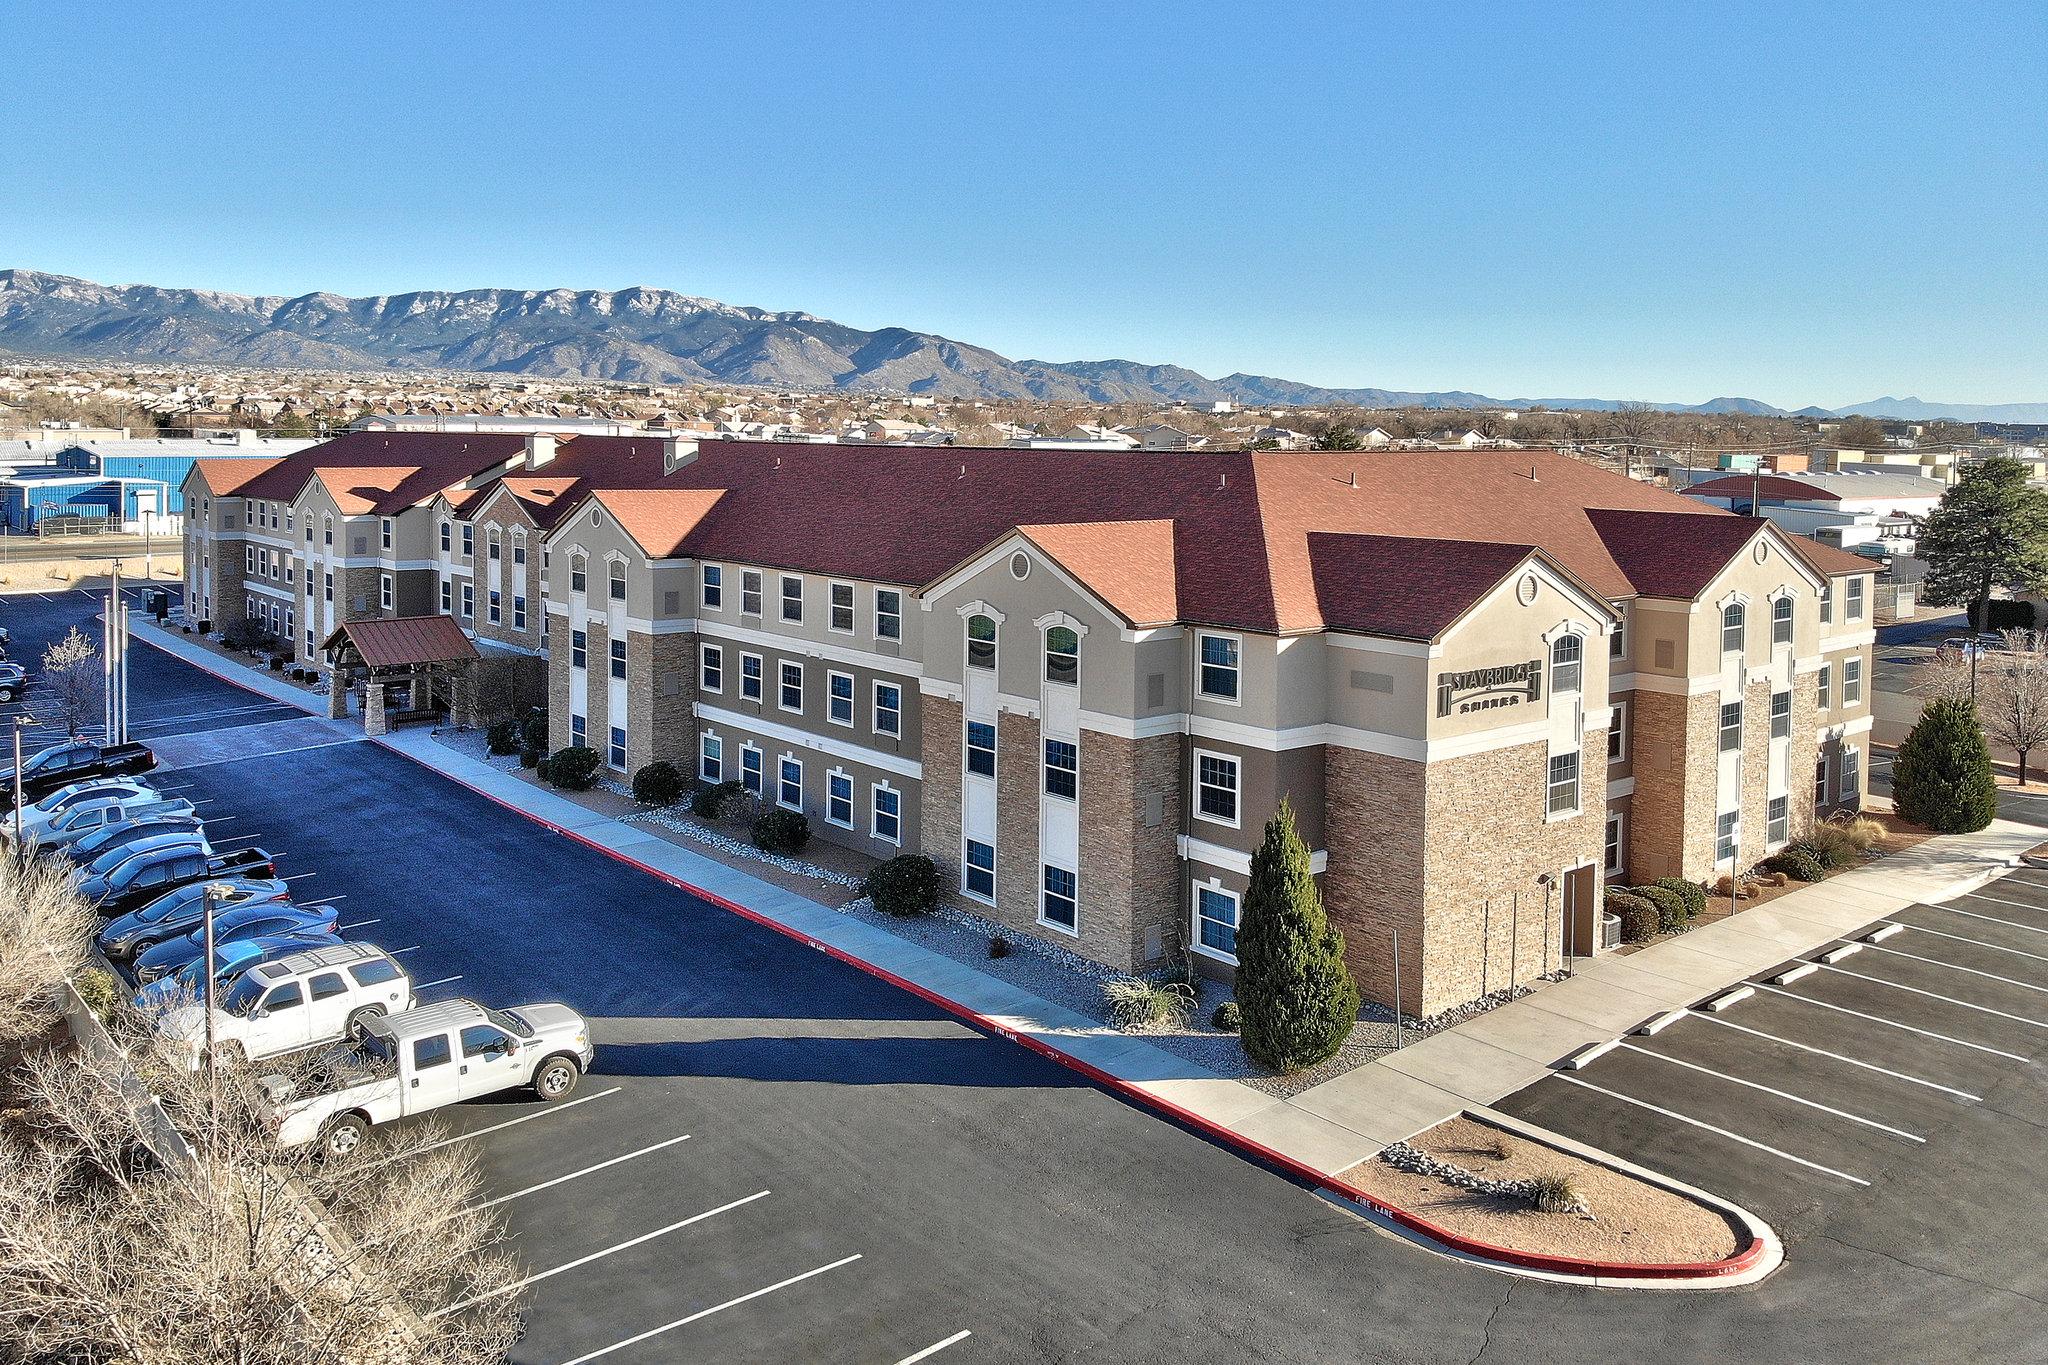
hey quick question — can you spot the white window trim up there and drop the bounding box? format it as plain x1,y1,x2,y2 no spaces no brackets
1545,624,1586,695
778,660,805,715
1604,810,1626,875
826,669,856,728
827,581,856,635
1192,747,1242,829
740,568,763,617
1839,745,1861,803
824,767,855,828
700,642,724,694
1038,863,1080,938
1768,588,1797,647
740,741,764,795
702,563,724,610
700,730,723,781
871,782,903,846
873,680,903,737
1196,630,1244,706
1191,877,1240,965
874,588,904,642
780,574,804,622
1043,736,1079,802
1607,699,1628,763
964,717,997,781
961,835,996,906
1842,659,1864,706
379,573,394,611
777,754,804,811
1544,749,1582,822
739,651,764,702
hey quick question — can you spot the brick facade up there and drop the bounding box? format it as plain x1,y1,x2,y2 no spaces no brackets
1076,729,1183,973
921,694,964,886
1322,746,1427,1013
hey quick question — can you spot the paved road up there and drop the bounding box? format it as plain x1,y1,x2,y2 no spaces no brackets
10,587,2046,1362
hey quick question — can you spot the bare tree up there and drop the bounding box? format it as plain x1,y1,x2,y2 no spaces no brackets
0,852,96,1045
40,626,102,739
1981,630,2048,786
1914,642,1977,705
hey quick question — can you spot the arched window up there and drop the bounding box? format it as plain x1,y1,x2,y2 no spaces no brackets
967,614,997,670
1045,626,1079,686
322,514,333,547
609,559,627,602
1721,602,1745,654
1771,595,1794,645
570,554,587,594
1550,633,1582,693
487,527,501,561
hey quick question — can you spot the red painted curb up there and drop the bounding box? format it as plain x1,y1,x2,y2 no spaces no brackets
138,626,1764,1284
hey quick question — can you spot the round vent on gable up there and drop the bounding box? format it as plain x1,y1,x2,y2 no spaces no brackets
1515,573,1539,606
1753,540,1769,565
1009,551,1031,581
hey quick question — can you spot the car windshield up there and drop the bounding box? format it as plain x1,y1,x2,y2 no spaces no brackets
221,973,267,1016
486,1006,535,1040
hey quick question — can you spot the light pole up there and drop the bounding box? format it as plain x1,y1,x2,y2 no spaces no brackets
12,713,30,859
202,881,224,1139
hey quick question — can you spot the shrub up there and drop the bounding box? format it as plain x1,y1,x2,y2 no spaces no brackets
520,710,551,753
1236,799,1359,1072
1633,884,1688,933
632,760,686,806
752,808,810,855
221,618,278,653
1893,697,1997,833
1211,1000,1242,1032
1655,877,1707,921
1528,1171,1590,1215
485,719,520,755
861,853,939,917
1607,890,1660,943
1102,977,1197,1032
541,745,601,791
1836,813,1887,850
517,745,541,769
988,935,1010,959
1985,598,2035,631
715,788,758,826
1764,849,1826,882
691,779,742,819
73,968,120,1025
1798,824,1860,870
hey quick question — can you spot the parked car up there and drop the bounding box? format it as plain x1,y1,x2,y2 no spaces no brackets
132,903,343,984
24,794,195,851
71,826,211,890
268,998,593,1156
9,777,157,839
133,932,346,1012
0,741,157,812
98,878,294,962
1941,634,2012,658
89,845,276,920
0,661,24,704
155,944,415,1068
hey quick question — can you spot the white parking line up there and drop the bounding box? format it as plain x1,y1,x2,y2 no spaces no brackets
389,944,421,955
1617,1042,1925,1140
1957,890,2048,917
1553,1074,1869,1186
404,1087,622,1158
1924,903,2048,936
433,1189,774,1317
1816,963,2048,1028
128,701,292,726
896,1331,974,1364
1754,983,2029,1061
335,917,379,930
1862,942,2048,995
554,1253,863,1365
414,975,463,990
1888,921,2048,964
1686,1012,1981,1101
282,872,316,881
459,1134,691,1217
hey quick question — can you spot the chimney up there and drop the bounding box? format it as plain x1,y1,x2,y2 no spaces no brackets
663,437,698,474
525,434,556,470
236,427,259,447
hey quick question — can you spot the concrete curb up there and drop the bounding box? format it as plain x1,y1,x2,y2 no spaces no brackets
135,622,1775,1288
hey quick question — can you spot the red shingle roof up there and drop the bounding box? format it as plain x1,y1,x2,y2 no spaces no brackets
1306,534,1543,640
1685,474,1843,503
1585,508,1767,599
1017,521,1179,627
191,457,283,496
589,488,727,559
322,615,479,669
239,431,527,510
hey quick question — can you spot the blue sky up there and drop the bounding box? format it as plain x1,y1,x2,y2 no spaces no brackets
5,2,2042,408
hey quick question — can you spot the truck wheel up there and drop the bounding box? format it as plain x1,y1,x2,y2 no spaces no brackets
0,686,15,703
344,1006,384,1040
321,1113,369,1159
532,1056,580,1101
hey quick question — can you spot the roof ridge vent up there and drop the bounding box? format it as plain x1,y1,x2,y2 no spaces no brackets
1219,472,1227,489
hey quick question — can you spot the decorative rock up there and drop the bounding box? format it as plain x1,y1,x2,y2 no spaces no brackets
1380,1140,1591,1215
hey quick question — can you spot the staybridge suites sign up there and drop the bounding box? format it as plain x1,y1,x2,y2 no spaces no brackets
1436,658,1543,717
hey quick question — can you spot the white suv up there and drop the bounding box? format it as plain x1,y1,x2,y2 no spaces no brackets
156,943,414,1067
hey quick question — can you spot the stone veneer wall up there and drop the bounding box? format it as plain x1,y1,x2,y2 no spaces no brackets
1789,672,1823,845
626,631,696,773
991,711,1044,941
548,631,572,753
1076,728,1183,974
1321,746,1427,1015
1626,688,1718,884
341,566,384,622
920,695,964,888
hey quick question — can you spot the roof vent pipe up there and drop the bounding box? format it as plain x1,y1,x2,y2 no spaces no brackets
1219,473,1228,489
1348,470,1357,489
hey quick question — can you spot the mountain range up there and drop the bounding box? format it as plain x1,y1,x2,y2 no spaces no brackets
2,269,2041,422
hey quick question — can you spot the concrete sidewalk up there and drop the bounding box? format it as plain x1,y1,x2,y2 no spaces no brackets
128,616,2047,1178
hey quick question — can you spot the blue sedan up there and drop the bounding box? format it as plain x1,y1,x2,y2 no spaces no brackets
132,903,342,983
98,878,294,962
132,932,343,1010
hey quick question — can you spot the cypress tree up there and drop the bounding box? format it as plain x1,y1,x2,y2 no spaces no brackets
1236,799,1360,1072
1892,697,1998,833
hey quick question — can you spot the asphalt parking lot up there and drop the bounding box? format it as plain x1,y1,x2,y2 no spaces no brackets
11,585,2048,1362
1496,865,2048,1309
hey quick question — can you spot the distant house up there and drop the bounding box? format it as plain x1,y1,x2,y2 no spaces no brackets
1359,427,1393,448
1250,425,1313,450
1123,423,1206,451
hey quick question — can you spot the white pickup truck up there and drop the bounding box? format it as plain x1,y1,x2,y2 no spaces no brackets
268,998,594,1157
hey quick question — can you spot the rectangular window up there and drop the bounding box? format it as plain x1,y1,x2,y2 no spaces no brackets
570,713,587,749
487,531,500,561
963,838,996,902
872,785,901,844
1840,747,1861,804
778,756,803,810
513,537,526,566
460,583,473,619
741,746,762,795
779,660,803,712
380,573,393,611
1846,578,1865,620
966,721,996,778
570,629,586,670
780,574,802,622
1195,885,1239,959
1546,751,1580,815
488,589,501,624
829,582,854,632
875,589,902,640
609,638,626,681
1818,664,1832,711
513,595,526,630
461,524,473,559
1843,659,1863,705
1821,583,1834,624
608,726,627,769
827,771,853,827
741,569,762,616
874,682,902,736
305,566,313,593
1719,701,1743,753
740,652,763,702
1816,753,1831,805
440,581,451,613
570,557,586,593
440,522,451,552
609,563,626,602
324,518,333,547
702,564,723,608
1770,691,1791,739
1722,609,1745,655
1608,700,1627,762
1199,634,1240,700
1715,810,1738,863
1604,812,1624,873
380,518,392,551
1196,750,1239,825
826,671,855,725
1768,795,1789,844
1772,599,1794,645
700,733,722,782
324,570,334,604
1041,865,1078,931
1043,739,1078,799
1610,616,1626,659
701,644,724,693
